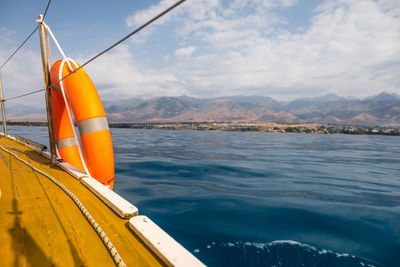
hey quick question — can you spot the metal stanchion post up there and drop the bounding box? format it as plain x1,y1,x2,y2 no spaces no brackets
36,14,57,165
0,72,7,136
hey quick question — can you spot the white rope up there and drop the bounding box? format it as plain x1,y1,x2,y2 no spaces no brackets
0,143,126,267
44,26,53,66
40,21,91,177
58,58,92,177
43,22,73,71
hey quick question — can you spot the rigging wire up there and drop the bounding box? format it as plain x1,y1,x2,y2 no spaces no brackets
5,89,46,102
0,27,38,70
43,0,53,19
78,0,186,71
4,0,186,102
0,0,53,71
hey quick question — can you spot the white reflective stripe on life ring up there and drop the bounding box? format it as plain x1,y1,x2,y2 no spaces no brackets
77,117,109,136
56,136,77,149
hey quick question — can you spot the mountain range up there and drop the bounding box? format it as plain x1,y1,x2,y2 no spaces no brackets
102,91,400,126
6,91,400,126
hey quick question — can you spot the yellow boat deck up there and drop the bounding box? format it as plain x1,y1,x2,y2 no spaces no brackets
0,136,164,266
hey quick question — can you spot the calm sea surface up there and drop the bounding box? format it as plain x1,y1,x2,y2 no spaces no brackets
7,126,400,266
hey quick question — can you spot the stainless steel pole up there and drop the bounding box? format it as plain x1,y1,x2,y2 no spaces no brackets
0,72,7,137
36,14,57,165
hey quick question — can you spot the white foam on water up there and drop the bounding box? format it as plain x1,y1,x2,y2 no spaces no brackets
213,240,371,260
268,240,357,259
335,252,351,258
269,240,302,246
245,241,266,249
318,249,328,255
204,240,376,266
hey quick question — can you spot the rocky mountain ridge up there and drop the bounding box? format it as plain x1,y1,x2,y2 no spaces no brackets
103,91,400,126
6,91,400,126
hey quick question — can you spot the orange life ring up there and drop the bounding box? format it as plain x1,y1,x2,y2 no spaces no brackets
50,82,85,173
50,59,115,189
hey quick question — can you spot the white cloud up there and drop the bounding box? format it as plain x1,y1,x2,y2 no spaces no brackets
0,27,17,46
163,54,171,62
126,0,222,28
0,48,44,107
3,0,398,108
126,0,400,99
174,46,197,57
261,0,298,9
79,45,187,100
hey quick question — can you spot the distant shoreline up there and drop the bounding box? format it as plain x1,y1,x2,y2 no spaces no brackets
5,121,400,136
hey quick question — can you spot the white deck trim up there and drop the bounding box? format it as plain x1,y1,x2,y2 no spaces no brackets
81,177,138,218
58,162,88,180
129,216,206,267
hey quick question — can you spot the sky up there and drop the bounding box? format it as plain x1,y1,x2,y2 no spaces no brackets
0,0,399,107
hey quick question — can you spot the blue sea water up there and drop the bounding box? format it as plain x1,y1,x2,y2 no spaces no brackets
7,126,400,266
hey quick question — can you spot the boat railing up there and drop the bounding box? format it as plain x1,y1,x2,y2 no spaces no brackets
0,73,7,137
15,136,48,152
